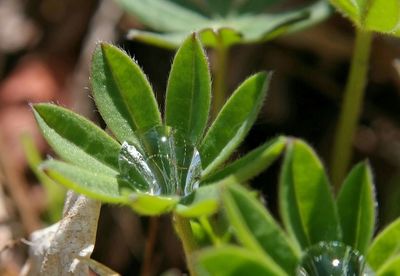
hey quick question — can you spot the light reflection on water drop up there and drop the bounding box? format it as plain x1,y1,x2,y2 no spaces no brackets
118,126,202,196
297,241,375,276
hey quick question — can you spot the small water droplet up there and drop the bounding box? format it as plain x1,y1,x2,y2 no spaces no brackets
118,126,202,196
297,241,374,276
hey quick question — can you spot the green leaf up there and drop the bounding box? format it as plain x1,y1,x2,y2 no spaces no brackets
42,159,179,215
91,43,161,144
33,104,120,175
200,72,270,175
367,218,400,271
279,139,341,249
194,246,287,276
41,159,124,203
376,255,400,276
175,184,220,218
201,136,286,183
128,193,179,215
117,0,208,32
330,0,400,35
165,34,211,145
123,0,331,48
223,183,300,274
337,161,376,254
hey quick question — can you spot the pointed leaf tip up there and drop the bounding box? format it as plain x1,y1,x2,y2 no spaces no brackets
91,42,161,144
165,33,211,145
200,72,270,175
337,161,376,254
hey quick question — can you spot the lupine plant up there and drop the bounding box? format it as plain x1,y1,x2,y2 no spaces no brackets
195,140,400,275
30,2,400,274
32,34,287,273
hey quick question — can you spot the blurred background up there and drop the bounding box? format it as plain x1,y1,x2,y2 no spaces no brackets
0,0,399,275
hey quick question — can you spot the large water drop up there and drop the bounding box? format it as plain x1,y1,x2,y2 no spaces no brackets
118,126,202,196
297,241,374,276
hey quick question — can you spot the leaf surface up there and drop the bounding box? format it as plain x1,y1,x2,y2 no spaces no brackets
337,162,376,254
202,136,286,183
91,43,161,144
367,218,400,271
279,139,341,248
200,72,269,175
223,184,300,274
165,34,211,144
194,246,286,276
33,104,120,175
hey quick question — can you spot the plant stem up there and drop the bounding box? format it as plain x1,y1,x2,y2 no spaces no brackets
331,29,373,191
211,42,229,120
173,213,197,275
140,217,159,276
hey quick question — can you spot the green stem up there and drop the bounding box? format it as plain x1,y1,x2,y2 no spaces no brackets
211,42,229,120
173,213,198,275
331,29,373,191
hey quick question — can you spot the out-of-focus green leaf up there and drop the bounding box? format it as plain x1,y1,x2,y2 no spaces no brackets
165,34,211,145
91,43,161,144
124,0,331,48
279,139,341,249
337,162,376,254
367,218,400,271
330,0,400,36
194,246,287,276
41,159,124,203
175,184,221,218
21,134,65,223
223,183,300,274
200,72,269,175
201,136,286,183
33,103,120,175
117,0,209,32
376,255,400,276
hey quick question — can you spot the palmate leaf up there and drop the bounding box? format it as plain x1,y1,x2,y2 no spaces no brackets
330,0,400,36
200,72,270,176
123,0,331,48
223,183,300,274
279,139,341,249
165,34,211,145
337,161,376,254
91,43,161,145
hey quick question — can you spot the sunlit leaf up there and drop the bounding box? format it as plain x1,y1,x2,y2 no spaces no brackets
200,72,269,175
91,43,161,144
41,160,123,203
165,34,211,145
279,139,341,249
33,104,120,175
330,0,400,35
337,161,376,254
201,136,286,183
367,218,400,271
223,183,300,274
194,246,287,276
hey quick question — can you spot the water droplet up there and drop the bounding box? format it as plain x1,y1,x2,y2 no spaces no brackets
118,126,202,196
297,241,374,276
